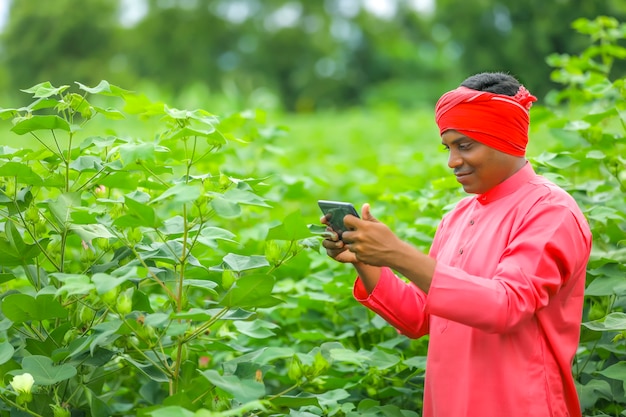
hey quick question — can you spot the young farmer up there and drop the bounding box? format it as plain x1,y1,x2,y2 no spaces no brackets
322,72,592,417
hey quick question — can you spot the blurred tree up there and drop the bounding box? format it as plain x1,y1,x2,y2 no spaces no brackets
433,0,626,98
0,0,624,110
1,0,120,93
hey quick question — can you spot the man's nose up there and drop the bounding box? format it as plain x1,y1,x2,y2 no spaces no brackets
447,150,462,169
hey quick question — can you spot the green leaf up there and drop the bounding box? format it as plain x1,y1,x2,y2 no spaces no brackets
0,340,15,365
329,348,371,366
220,274,278,309
210,188,271,218
587,206,624,223
28,98,60,111
11,115,71,135
403,356,427,370
233,319,279,339
0,273,16,284
51,273,95,298
118,142,166,165
0,107,19,119
172,306,255,322
21,355,77,385
134,241,199,266
123,355,169,383
85,387,114,417
88,321,123,356
149,183,202,205
583,108,618,124
583,312,626,331
1,294,68,323
0,232,41,267
76,80,132,97
21,82,70,98
220,188,271,208
597,362,626,393
270,395,321,409
534,152,579,169
164,106,217,124
267,210,314,240
210,197,242,218
114,196,158,228
93,106,126,120
48,192,82,229
585,275,626,296
201,369,265,403
69,223,116,241
585,150,606,160
69,156,103,172
145,406,195,417
563,120,591,131
218,254,270,272
122,93,166,116
368,349,401,369
182,279,219,297
5,221,26,254
164,126,217,141
577,379,612,410
91,268,137,294
0,162,44,185
195,226,238,248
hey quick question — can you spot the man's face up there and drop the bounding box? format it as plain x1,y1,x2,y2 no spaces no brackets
441,130,524,194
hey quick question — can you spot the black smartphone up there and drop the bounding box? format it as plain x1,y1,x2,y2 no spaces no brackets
318,200,359,238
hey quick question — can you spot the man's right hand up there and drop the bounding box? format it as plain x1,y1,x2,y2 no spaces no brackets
320,216,359,263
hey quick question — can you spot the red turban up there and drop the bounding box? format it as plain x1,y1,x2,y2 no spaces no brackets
434,86,537,156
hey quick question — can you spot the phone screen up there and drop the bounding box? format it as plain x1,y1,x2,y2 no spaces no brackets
318,200,359,237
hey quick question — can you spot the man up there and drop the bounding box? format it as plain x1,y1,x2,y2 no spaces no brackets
322,72,592,417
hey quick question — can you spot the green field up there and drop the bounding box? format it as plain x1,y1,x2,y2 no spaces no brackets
0,19,624,416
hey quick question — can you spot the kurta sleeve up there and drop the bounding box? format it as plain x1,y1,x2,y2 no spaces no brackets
353,267,430,338
426,201,591,334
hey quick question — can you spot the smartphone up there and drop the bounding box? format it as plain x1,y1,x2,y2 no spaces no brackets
318,200,359,238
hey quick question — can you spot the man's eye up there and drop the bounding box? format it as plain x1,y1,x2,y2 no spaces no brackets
458,143,471,150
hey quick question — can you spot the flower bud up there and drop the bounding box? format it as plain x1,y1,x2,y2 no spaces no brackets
51,404,71,417
116,288,133,316
100,286,120,306
287,355,303,382
127,228,143,244
24,206,40,223
94,185,107,198
312,351,330,376
264,240,283,266
198,356,211,369
222,269,236,290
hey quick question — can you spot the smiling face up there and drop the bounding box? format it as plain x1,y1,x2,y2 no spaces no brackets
441,130,526,194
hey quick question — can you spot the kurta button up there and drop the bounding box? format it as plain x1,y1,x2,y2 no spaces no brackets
459,249,463,254
469,220,474,225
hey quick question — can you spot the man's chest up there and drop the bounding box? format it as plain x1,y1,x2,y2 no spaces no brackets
435,203,523,274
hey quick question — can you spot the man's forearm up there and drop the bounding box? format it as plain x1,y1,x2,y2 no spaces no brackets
387,241,436,294
353,262,383,294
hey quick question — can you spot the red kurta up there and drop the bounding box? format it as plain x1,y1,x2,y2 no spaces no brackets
354,163,592,417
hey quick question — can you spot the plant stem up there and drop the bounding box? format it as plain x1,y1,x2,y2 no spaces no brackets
65,132,72,192
182,307,229,343
125,242,178,300
0,395,44,417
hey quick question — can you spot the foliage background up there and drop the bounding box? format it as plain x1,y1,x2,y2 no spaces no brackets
1,0,626,110
0,1,624,417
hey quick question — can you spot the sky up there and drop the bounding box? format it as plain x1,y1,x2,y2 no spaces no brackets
0,0,9,31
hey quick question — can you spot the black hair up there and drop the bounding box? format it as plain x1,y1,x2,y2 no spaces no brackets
460,72,520,96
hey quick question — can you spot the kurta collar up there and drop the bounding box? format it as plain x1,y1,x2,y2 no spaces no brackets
476,162,535,205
